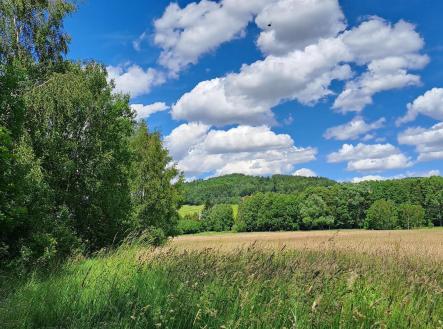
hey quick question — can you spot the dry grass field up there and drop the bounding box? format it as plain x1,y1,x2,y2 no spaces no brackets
173,229,443,260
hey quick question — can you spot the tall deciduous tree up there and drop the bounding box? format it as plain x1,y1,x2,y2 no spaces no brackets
397,203,425,229
25,63,134,251
130,122,183,237
0,0,75,65
365,199,398,230
0,0,76,264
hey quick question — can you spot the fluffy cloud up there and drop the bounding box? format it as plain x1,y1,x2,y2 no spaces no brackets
153,0,344,74
172,16,427,126
324,116,385,141
203,125,293,154
172,38,352,126
164,122,210,160
328,143,412,172
333,55,427,112
341,19,425,64
107,64,164,98
131,102,169,120
153,0,268,74
346,154,412,172
255,0,345,55
398,122,443,161
397,88,443,125
326,143,395,163
293,168,317,177
165,124,316,177
333,19,428,112
171,77,275,126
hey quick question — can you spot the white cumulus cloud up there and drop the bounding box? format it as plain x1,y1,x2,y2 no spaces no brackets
203,125,293,154
333,18,428,112
328,143,412,172
255,0,345,55
172,38,352,126
107,64,165,98
131,102,169,120
171,16,427,126
153,0,267,75
398,122,443,161
153,0,345,74
397,88,443,125
165,124,316,177
164,122,210,160
324,116,385,141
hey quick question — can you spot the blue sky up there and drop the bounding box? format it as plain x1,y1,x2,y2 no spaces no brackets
65,0,443,181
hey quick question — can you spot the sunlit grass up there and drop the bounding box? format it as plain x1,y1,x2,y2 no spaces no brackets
178,204,239,219
178,205,204,218
1,229,443,328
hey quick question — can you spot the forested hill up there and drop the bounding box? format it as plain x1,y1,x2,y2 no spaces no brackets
183,174,337,204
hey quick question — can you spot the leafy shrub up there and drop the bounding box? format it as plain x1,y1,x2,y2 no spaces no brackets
203,204,234,232
177,216,203,235
365,200,398,230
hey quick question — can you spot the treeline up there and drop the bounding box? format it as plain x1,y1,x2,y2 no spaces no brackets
0,2,181,269
237,177,443,231
183,174,336,204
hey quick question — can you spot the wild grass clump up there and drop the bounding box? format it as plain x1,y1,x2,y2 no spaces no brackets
1,243,442,328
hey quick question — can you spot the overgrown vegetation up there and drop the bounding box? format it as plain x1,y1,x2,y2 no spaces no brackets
1,2,443,328
0,1,181,269
1,244,442,329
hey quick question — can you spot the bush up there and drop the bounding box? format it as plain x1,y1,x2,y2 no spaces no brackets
397,203,426,229
177,216,204,235
203,204,234,232
365,200,398,230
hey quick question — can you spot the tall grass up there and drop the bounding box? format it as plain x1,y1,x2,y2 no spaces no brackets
1,243,442,328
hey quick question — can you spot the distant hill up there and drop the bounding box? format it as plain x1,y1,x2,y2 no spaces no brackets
182,174,336,204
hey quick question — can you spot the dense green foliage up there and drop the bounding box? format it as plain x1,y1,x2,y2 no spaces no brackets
130,122,182,237
177,204,240,234
237,177,442,231
0,0,78,266
183,174,336,204
0,2,181,268
202,204,234,232
177,215,204,235
236,193,300,231
0,0,75,64
1,245,442,328
361,177,443,227
25,63,135,251
397,203,426,229
365,200,398,230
